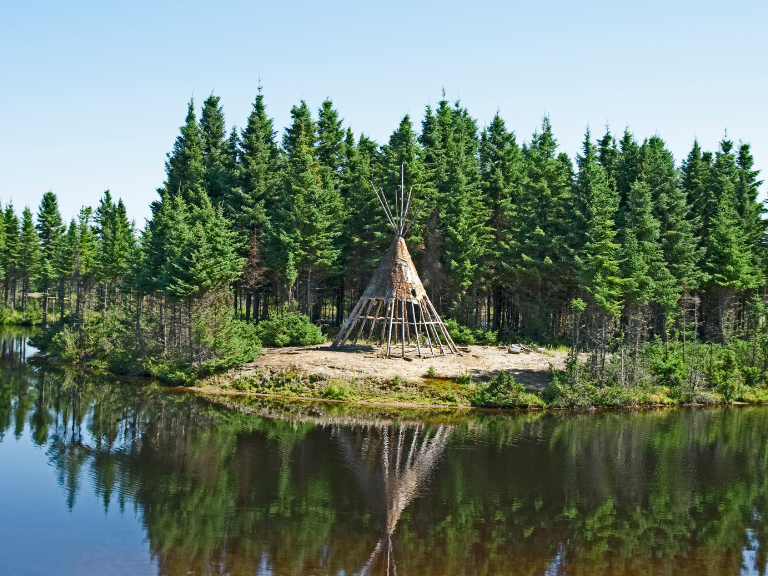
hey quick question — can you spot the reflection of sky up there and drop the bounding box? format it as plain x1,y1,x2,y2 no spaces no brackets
0,421,155,576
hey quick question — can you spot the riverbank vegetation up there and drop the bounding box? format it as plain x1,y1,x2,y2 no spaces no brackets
2,88,767,406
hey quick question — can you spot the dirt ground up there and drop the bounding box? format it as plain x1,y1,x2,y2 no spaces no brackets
235,343,568,389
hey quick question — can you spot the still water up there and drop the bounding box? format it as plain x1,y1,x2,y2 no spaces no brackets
2,328,768,576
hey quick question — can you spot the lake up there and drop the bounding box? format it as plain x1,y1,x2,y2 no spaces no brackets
1,327,767,575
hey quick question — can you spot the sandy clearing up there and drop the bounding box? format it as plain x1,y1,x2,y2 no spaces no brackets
233,344,568,389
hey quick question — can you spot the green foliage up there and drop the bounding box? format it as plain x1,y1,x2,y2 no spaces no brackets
445,318,497,345
255,308,325,347
472,371,544,408
320,381,355,400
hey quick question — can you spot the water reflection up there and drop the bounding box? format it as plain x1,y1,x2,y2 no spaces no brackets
336,424,451,574
1,329,768,575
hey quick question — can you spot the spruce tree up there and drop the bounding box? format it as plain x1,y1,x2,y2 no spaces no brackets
163,98,206,206
199,94,230,204
735,142,766,264
97,194,135,289
17,207,38,310
339,131,387,293
598,128,619,194
270,101,343,313
0,202,5,291
575,129,621,317
641,136,704,296
35,192,64,315
161,194,244,300
620,181,675,308
503,117,574,337
440,102,491,318
316,99,345,185
615,129,643,222
680,139,712,238
3,203,19,307
231,88,281,244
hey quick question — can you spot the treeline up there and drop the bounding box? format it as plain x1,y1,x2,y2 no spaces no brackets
2,89,765,384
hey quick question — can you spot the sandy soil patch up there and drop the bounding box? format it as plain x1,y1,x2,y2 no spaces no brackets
234,344,568,389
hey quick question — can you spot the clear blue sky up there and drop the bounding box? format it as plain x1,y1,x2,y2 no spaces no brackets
1,0,766,225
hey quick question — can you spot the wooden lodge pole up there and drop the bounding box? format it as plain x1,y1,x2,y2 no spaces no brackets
411,301,422,357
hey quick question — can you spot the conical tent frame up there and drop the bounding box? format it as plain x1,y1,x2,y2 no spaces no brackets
331,167,458,358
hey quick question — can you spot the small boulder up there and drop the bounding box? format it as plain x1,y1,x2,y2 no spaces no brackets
508,345,522,354
536,347,546,353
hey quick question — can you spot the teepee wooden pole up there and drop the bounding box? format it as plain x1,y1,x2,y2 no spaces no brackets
368,300,383,341
338,298,367,348
379,301,390,344
371,183,397,234
400,165,405,234
353,299,374,344
403,199,427,237
421,301,445,355
332,297,363,347
403,186,414,225
410,301,422,357
418,303,435,356
405,300,411,343
386,299,395,357
427,299,458,353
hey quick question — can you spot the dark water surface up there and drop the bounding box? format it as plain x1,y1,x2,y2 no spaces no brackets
2,328,768,575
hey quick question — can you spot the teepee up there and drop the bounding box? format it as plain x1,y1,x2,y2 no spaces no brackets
331,169,458,358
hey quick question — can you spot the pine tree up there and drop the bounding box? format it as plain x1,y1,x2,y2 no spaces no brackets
735,142,766,264
641,136,704,297
598,128,619,194
231,88,281,244
505,117,574,327
339,131,387,293
161,194,244,300
99,195,135,289
680,139,712,238
270,101,344,314
705,193,762,340
199,94,230,204
575,129,622,317
440,102,491,318
73,207,98,321
620,181,675,308
615,128,642,224
316,99,345,186
479,114,526,331
18,206,40,311
35,191,64,319
479,113,525,238
0,202,5,292
3,203,20,307
163,98,206,206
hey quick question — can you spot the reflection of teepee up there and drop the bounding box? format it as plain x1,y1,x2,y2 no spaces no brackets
335,424,451,575
331,168,458,358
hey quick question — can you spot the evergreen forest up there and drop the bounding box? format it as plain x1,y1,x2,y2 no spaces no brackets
2,90,767,400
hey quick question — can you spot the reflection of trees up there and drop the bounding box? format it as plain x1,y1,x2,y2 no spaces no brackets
3,329,768,575
335,424,450,574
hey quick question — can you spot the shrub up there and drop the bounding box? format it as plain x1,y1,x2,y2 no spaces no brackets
446,318,475,345
472,371,544,408
255,309,325,347
321,381,355,400
50,324,80,362
445,318,498,346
